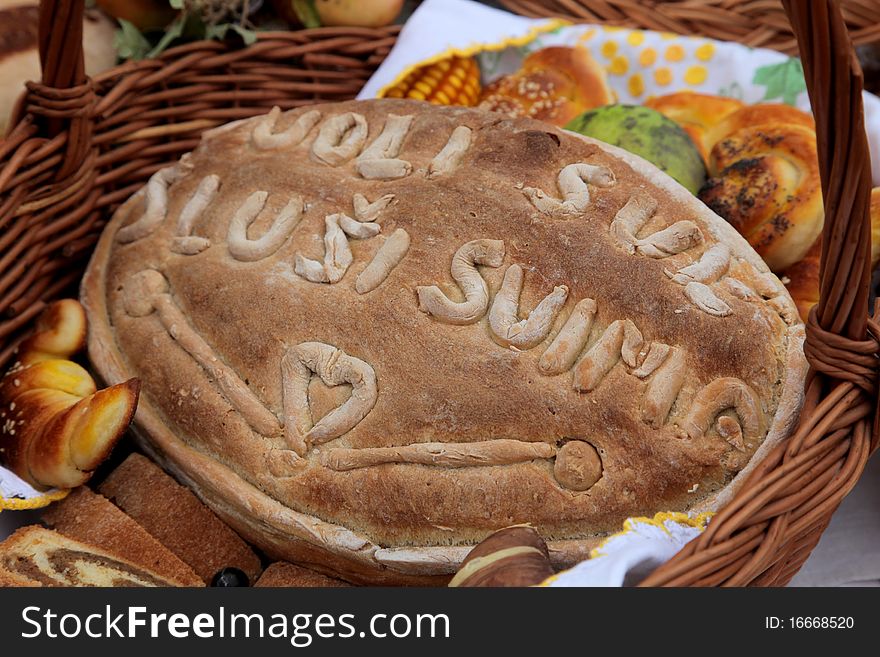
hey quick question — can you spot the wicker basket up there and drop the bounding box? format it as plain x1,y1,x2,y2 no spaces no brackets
0,0,398,367
499,0,880,56
1,0,876,587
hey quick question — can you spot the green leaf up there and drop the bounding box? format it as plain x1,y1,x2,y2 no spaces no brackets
230,24,258,45
292,0,322,28
114,19,152,61
147,14,187,58
204,23,231,41
203,23,258,46
719,81,745,101
752,59,807,105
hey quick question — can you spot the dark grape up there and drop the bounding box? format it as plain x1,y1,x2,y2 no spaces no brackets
211,567,249,587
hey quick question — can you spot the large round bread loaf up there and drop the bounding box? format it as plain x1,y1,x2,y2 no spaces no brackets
82,99,807,584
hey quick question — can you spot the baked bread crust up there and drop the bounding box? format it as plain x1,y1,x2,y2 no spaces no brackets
255,562,351,587
41,486,204,586
98,453,263,584
82,99,807,584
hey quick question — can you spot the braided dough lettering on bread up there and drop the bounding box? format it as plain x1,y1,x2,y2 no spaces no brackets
356,114,413,180
252,106,321,151
353,193,394,222
488,264,568,350
170,174,219,255
417,239,505,324
281,342,377,455
116,164,190,244
429,126,472,176
539,298,597,375
82,99,807,584
311,112,368,166
356,228,410,294
227,191,303,262
523,162,615,216
294,214,380,284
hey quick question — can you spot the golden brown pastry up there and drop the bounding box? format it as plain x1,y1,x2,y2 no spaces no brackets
478,46,614,126
646,94,816,166
255,562,351,587
699,122,822,272
713,103,815,141
16,299,87,367
644,92,744,162
648,94,821,273
783,187,880,321
81,99,806,584
0,300,139,489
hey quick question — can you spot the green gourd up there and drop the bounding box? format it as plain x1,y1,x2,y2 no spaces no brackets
564,104,707,195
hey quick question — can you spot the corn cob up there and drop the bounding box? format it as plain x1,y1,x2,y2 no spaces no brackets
384,56,481,106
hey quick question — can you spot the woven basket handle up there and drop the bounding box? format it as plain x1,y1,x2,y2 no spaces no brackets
784,1,877,420
32,0,93,179
39,0,87,100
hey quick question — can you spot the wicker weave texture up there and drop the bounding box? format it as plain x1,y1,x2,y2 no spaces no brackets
1,0,877,588
499,0,880,56
0,9,398,365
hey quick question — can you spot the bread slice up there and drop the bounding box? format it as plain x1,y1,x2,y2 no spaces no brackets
0,526,194,587
99,453,262,584
255,562,351,588
42,486,202,586
0,567,39,587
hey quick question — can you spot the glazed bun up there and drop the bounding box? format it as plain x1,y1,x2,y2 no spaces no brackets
781,188,880,322
649,93,822,273
478,46,614,126
1,300,139,489
700,120,822,272
712,103,815,141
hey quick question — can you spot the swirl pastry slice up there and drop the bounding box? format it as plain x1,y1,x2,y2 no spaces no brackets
0,526,195,587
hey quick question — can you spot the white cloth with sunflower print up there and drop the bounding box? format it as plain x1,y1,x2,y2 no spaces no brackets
358,0,880,185
541,512,713,587
0,467,67,512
